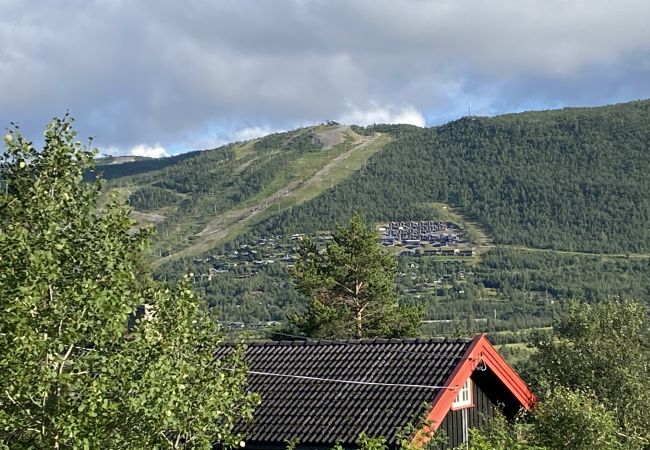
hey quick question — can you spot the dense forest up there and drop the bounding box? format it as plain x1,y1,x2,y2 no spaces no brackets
95,149,209,180
247,100,650,254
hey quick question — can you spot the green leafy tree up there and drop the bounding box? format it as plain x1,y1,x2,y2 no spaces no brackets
461,301,649,450
0,116,256,449
451,394,620,450
525,300,650,448
454,412,543,450
531,387,623,450
289,215,421,339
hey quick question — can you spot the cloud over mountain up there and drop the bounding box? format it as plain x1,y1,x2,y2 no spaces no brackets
1,0,649,154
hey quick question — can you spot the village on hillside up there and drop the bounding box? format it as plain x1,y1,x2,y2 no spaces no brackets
191,219,476,288
378,220,476,256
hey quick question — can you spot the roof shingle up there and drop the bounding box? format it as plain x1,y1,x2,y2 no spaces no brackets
221,338,473,446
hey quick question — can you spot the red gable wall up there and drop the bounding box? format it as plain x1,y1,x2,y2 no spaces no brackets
412,334,537,446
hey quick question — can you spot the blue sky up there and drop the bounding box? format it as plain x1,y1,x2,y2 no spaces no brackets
2,0,650,157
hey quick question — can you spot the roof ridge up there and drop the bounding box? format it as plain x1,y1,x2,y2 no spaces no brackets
238,336,475,347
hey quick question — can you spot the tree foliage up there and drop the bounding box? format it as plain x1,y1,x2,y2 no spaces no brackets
526,300,650,448
453,300,649,450
288,215,421,339
454,412,542,450
530,387,623,450
460,387,629,450
0,116,256,449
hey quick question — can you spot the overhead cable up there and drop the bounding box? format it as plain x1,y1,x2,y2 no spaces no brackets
223,367,457,390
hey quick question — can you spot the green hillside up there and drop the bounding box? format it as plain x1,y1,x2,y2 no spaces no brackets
95,151,204,179
110,100,650,258
103,124,390,260
105,100,650,331
249,100,650,254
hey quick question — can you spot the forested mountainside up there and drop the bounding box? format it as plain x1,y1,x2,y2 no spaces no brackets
248,100,650,254
104,100,650,333
105,100,649,258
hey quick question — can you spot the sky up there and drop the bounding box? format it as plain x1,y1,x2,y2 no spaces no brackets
2,0,650,157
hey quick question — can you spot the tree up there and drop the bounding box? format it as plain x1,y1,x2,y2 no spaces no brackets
453,412,542,450
458,300,649,450
0,116,256,449
288,214,421,339
453,390,621,450
531,387,623,450
526,300,650,448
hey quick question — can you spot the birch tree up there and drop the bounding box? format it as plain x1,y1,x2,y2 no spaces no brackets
0,116,256,449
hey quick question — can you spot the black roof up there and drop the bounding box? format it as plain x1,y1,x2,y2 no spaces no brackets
222,338,473,447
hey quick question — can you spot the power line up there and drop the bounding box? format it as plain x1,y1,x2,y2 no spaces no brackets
218,334,480,391
223,368,457,390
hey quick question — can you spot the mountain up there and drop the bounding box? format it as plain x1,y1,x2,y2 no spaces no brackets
95,150,209,180
102,124,390,260
248,100,650,254
95,155,150,165
103,101,650,333
106,100,650,259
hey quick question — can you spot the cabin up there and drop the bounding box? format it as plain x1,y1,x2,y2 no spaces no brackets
218,334,536,449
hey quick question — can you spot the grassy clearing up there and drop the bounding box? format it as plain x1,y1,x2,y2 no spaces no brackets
281,134,391,205
491,326,554,336
427,202,492,246
231,134,391,232
497,244,650,260
495,342,536,367
233,140,257,159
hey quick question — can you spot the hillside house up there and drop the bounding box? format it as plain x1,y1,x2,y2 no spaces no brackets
217,335,536,449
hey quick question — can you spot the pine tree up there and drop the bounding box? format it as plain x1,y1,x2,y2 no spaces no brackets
289,215,421,339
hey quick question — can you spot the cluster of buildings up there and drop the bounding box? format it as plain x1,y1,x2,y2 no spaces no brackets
193,221,476,283
379,220,464,246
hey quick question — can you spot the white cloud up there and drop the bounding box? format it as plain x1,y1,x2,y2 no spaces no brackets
174,125,280,153
338,103,426,127
127,143,169,158
231,126,275,142
2,0,650,152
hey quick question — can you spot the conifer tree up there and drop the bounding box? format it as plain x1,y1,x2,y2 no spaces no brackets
289,215,421,339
